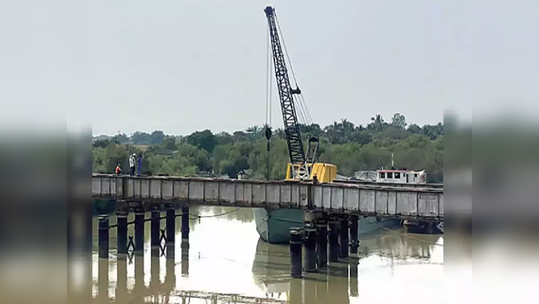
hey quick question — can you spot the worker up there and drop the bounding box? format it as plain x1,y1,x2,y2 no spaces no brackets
115,164,122,175
129,153,136,176
312,173,318,185
137,154,142,176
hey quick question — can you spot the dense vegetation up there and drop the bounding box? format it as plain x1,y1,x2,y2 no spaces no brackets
92,113,445,183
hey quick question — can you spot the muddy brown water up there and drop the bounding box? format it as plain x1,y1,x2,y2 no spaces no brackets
72,206,445,304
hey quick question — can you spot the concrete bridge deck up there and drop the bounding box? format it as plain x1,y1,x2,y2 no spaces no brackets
92,174,444,220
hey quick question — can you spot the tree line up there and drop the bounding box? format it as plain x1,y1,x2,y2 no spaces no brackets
92,113,445,183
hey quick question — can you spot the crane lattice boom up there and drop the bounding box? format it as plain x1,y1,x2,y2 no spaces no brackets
264,6,308,179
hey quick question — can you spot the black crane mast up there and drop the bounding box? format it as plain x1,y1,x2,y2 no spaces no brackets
264,6,309,179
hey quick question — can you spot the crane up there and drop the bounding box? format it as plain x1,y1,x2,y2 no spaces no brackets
263,6,336,182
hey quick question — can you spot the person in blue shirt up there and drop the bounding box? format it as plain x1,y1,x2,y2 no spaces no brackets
137,154,142,176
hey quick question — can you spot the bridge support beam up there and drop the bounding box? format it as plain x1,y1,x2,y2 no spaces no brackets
303,211,319,273
181,204,190,261
134,210,145,252
316,219,328,269
349,214,359,254
328,220,339,262
339,217,349,258
98,215,109,259
151,209,160,247
290,228,303,278
304,227,317,272
117,211,128,254
166,205,175,244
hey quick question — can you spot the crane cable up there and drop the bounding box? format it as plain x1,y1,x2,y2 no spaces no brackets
265,27,273,181
265,25,273,128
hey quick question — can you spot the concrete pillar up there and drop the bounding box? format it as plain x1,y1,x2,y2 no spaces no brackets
151,209,161,247
304,228,317,272
316,219,328,269
181,205,190,246
181,204,190,275
289,228,303,278
166,206,175,244
328,221,339,262
134,211,145,252
98,216,109,259
117,212,128,254
349,214,359,254
339,217,349,258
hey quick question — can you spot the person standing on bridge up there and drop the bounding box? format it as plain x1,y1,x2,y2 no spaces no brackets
115,164,122,175
137,154,142,176
129,153,136,176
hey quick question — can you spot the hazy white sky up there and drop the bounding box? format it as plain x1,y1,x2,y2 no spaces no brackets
1,0,537,136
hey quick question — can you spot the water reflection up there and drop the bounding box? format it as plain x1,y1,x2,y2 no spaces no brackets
85,206,444,303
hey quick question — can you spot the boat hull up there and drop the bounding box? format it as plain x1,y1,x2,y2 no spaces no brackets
253,208,402,244
403,220,444,234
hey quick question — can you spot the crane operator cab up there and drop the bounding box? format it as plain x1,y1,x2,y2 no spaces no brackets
285,163,337,183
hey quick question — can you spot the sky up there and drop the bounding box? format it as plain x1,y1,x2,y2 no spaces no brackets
0,0,537,136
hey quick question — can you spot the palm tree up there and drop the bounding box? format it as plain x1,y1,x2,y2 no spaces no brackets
340,119,355,141
370,114,384,132
245,125,262,140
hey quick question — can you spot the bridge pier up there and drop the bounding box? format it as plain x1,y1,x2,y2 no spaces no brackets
134,209,145,252
349,214,359,254
117,211,128,254
181,204,190,275
316,219,328,269
166,204,175,244
303,211,319,273
181,204,190,249
151,208,160,247
98,215,109,259
289,228,303,278
339,217,349,258
328,220,339,262
304,227,317,272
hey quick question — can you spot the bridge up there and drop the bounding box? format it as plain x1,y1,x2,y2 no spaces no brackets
92,174,443,220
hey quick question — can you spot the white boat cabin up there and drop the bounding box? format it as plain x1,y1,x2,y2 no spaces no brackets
376,169,426,184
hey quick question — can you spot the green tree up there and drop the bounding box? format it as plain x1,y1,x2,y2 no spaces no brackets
92,112,444,183
186,129,218,153
391,113,407,129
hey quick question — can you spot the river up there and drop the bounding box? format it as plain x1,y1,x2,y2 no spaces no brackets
81,206,444,303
